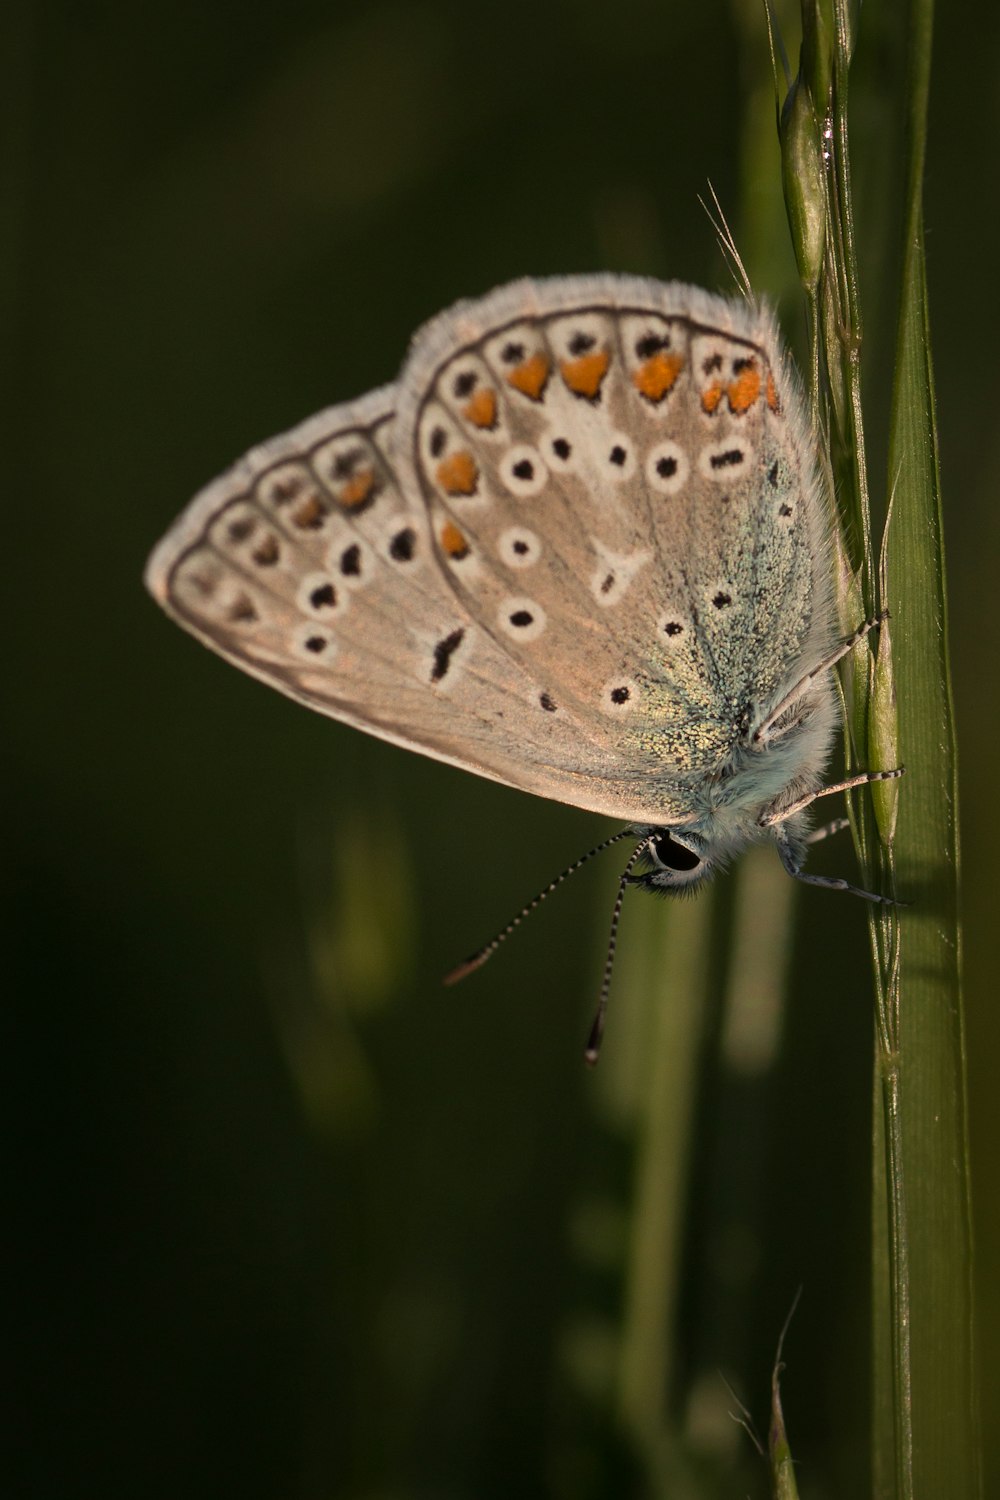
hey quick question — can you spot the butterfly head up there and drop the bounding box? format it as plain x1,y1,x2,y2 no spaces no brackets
629,795,784,894
629,826,716,895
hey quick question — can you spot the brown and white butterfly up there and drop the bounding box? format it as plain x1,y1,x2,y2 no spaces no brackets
146,275,900,1057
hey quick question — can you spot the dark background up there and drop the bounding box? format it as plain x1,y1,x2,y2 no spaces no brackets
8,2,997,1496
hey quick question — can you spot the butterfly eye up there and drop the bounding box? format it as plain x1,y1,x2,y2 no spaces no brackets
649,832,702,873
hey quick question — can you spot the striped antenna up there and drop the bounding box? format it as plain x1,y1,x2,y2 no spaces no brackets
443,827,636,986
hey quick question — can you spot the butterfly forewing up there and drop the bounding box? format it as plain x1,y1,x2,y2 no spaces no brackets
145,385,671,819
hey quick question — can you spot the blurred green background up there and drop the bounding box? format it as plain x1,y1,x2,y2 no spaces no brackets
8,2,996,1496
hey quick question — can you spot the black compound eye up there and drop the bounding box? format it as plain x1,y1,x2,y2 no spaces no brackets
651,832,702,872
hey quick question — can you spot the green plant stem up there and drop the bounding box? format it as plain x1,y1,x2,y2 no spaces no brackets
816,9,916,1482
829,1,874,597
876,0,978,1490
878,0,978,1495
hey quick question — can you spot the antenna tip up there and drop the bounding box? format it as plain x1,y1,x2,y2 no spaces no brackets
442,951,487,986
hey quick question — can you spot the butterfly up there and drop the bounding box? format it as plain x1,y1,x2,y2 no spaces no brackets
146,274,901,1058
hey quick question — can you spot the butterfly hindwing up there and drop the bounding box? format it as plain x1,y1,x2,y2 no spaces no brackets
148,275,835,826
392,276,833,793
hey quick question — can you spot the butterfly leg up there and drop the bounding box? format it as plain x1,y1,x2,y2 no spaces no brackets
761,766,904,827
772,825,902,905
804,816,851,845
754,612,888,746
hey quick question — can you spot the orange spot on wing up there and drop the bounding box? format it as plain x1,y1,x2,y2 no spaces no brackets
701,383,723,414
436,450,479,496
338,469,376,509
727,362,761,414
560,349,610,399
633,351,684,402
766,372,780,411
292,493,326,529
506,353,550,400
462,387,498,428
440,520,470,559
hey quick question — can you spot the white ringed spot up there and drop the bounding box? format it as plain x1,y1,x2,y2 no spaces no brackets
499,445,548,498
600,678,639,714
603,432,637,481
293,625,338,662
545,432,577,471
297,572,346,618
698,439,754,481
498,526,542,569
645,440,690,496
657,610,688,641
327,534,373,589
498,596,547,641
373,512,425,566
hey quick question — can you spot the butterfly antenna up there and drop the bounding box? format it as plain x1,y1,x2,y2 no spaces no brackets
584,836,653,1066
443,827,636,986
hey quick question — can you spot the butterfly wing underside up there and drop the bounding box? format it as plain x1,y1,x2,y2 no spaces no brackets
145,386,664,819
392,276,834,804
147,276,834,826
